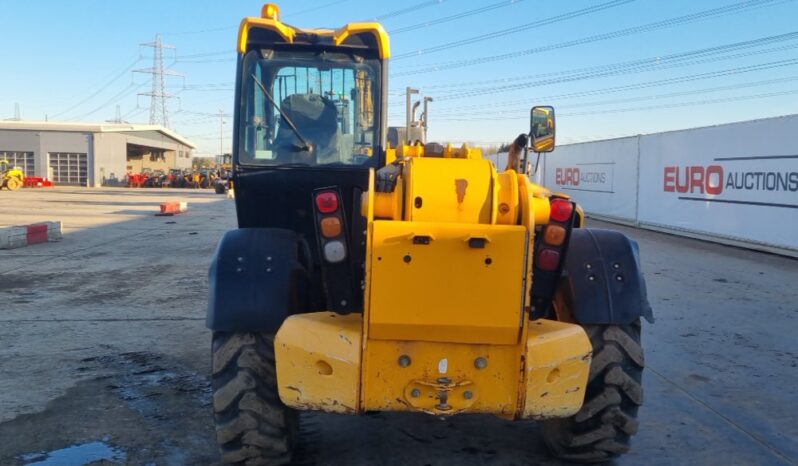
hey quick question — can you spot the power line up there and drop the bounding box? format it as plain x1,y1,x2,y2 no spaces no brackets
392,31,798,94
177,82,235,92
427,54,798,103
393,0,636,60
121,106,147,120
392,0,789,76
392,57,798,119
178,50,231,59
431,74,798,119
164,1,352,37
367,0,444,22
434,88,798,121
389,42,798,102
175,109,231,117
176,0,648,66
72,80,150,121
563,76,798,109
171,117,219,125
50,55,142,119
390,0,525,35
171,1,445,63
177,57,235,64
388,38,798,111
181,82,234,89
286,0,351,18
563,89,798,117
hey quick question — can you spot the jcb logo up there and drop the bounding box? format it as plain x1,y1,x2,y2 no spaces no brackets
663,165,724,195
555,168,580,186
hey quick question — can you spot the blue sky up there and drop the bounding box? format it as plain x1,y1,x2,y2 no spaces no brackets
1,0,797,155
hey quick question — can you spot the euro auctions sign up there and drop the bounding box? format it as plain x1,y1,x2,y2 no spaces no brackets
542,136,639,222
662,162,798,206
543,115,798,254
555,166,614,192
638,115,798,253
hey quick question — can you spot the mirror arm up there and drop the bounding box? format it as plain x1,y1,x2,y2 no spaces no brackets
532,151,541,177
521,140,529,175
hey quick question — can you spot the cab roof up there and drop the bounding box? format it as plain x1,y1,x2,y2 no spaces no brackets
237,3,390,59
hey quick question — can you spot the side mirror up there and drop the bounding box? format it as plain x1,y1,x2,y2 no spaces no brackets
529,106,555,153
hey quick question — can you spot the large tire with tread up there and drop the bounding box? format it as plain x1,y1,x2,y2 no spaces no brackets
212,332,298,465
542,321,644,463
6,177,22,190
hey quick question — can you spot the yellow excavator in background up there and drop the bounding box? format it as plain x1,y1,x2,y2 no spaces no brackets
0,159,24,190
206,4,653,465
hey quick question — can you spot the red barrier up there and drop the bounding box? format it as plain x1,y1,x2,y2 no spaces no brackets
158,202,188,215
23,177,54,188
26,223,49,245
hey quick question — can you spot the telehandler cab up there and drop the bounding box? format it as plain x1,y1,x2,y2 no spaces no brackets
207,4,653,464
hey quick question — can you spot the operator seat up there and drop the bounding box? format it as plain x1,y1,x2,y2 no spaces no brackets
274,93,340,164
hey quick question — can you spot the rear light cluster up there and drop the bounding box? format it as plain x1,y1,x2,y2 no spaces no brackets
537,198,574,271
315,190,347,263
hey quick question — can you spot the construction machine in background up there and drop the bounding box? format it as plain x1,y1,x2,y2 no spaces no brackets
206,4,653,465
213,154,233,194
1,159,24,191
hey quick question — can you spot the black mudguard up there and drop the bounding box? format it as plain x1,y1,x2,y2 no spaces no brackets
206,228,310,332
561,228,654,325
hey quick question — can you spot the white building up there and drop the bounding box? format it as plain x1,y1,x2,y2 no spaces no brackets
0,121,195,186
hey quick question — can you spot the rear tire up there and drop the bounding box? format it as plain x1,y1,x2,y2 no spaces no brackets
212,332,298,465
6,177,22,190
542,322,644,463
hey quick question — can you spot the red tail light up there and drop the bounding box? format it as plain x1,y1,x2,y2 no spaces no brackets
537,248,561,271
315,191,339,213
550,199,573,223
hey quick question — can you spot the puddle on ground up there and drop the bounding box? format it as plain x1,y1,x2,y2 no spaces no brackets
18,440,126,465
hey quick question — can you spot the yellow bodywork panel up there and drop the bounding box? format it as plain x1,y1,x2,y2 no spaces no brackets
575,203,586,227
362,339,522,418
395,142,482,160
334,22,391,59
522,319,592,419
495,170,520,225
385,147,398,165
275,312,362,414
518,175,552,227
273,313,591,419
368,220,527,345
238,17,296,52
238,13,390,58
372,179,404,220
404,157,494,225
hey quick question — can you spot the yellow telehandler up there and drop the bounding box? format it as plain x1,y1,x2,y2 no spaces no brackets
0,159,24,191
207,4,653,464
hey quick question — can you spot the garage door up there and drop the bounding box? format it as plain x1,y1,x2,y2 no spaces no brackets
0,151,34,176
49,152,88,185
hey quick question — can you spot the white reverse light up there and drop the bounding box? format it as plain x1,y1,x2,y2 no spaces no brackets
323,240,346,263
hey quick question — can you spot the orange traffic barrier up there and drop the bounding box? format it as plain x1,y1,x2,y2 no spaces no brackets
157,201,188,216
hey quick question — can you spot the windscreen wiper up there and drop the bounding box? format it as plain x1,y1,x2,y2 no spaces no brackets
250,73,312,152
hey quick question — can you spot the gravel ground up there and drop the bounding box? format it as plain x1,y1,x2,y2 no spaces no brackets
0,187,796,465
